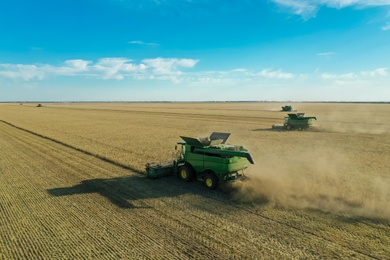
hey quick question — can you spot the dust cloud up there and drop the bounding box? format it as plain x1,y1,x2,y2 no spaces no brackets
319,118,390,135
304,104,390,135
233,146,390,220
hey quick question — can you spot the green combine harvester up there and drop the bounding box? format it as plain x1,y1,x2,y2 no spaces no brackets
281,105,293,111
145,132,254,189
272,113,317,131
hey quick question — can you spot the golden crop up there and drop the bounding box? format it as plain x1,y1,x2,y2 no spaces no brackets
0,102,389,258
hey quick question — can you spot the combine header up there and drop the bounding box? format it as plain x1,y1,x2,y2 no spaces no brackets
145,132,254,189
272,113,317,131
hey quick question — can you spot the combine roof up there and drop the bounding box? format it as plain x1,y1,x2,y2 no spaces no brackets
287,113,317,120
179,132,254,164
180,132,230,148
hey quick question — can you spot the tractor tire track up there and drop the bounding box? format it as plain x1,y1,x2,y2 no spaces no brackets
0,123,179,258
43,105,281,122
1,121,387,259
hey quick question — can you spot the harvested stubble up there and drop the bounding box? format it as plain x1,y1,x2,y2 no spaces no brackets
0,102,389,259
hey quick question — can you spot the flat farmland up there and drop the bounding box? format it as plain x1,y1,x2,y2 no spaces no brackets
0,102,389,259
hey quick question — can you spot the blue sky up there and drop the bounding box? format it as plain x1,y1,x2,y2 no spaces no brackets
1,0,390,101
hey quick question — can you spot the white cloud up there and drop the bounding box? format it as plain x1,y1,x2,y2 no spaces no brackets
317,52,335,58
321,68,388,81
1,58,387,95
128,40,159,46
272,0,390,19
153,75,183,84
43,59,93,76
175,58,199,68
257,69,295,79
129,40,143,44
142,58,199,75
322,72,356,79
272,0,318,19
230,68,248,73
92,58,147,79
65,59,91,71
0,64,45,80
361,67,388,77
318,0,390,8
0,57,198,82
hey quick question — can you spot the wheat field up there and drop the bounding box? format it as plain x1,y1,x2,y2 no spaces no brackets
0,102,389,259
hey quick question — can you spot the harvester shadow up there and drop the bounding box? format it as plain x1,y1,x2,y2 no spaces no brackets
47,174,253,210
252,128,285,132
252,127,321,132
47,175,188,209
252,128,274,132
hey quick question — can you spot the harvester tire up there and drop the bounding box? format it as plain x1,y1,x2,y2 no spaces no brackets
178,164,194,182
297,127,303,131
286,125,292,130
204,173,218,190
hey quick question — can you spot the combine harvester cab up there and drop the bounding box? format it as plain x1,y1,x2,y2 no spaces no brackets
281,105,293,111
283,113,317,130
145,132,254,189
272,113,317,131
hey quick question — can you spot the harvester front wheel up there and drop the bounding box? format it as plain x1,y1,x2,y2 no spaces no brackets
178,164,194,182
204,173,218,189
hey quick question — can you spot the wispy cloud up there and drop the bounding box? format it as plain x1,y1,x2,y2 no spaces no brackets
0,64,45,80
0,57,198,81
315,0,390,8
256,69,295,79
142,58,199,75
47,59,93,76
92,58,146,80
1,58,388,94
361,67,388,77
321,67,388,80
128,40,159,46
317,52,335,58
382,22,390,30
321,72,356,79
272,0,318,19
272,0,390,19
